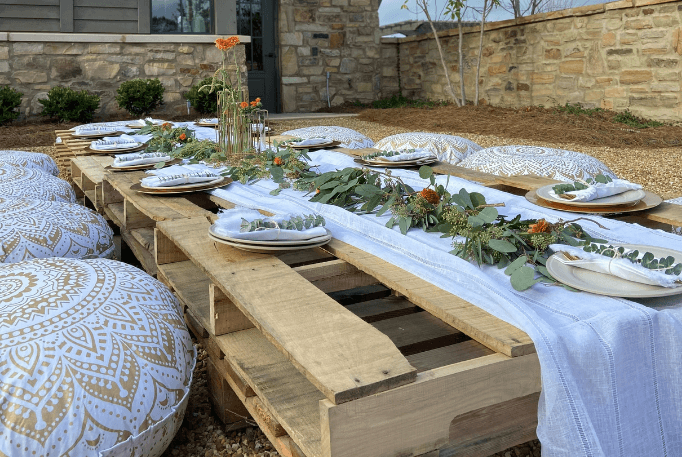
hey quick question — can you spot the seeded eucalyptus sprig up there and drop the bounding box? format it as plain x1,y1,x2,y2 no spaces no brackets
552,173,613,195
361,149,414,160
239,214,325,233
582,243,682,276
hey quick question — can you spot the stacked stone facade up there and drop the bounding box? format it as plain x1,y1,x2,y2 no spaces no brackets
278,0,387,111
385,0,682,121
0,36,246,120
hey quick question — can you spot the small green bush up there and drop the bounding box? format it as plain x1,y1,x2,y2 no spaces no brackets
0,86,23,125
613,109,664,129
184,77,225,115
115,78,165,116
39,86,100,122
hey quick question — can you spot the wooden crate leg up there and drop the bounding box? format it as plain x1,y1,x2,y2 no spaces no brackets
210,284,254,336
155,228,188,265
124,200,154,230
102,179,123,205
207,358,250,430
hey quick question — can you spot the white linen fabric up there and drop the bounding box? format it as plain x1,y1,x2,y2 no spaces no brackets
0,195,114,262
550,244,681,288
198,118,218,124
0,164,76,203
371,149,436,162
113,152,171,167
0,150,59,176
291,138,328,147
142,163,222,187
459,145,617,182
130,117,163,126
0,257,195,457
549,179,643,202
210,149,682,457
374,132,482,164
90,134,142,150
212,208,327,241
281,126,374,149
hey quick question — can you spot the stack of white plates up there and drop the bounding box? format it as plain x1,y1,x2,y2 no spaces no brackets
207,225,332,253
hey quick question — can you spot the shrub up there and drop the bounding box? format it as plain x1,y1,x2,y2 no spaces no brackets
115,78,165,116
39,86,100,122
184,77,225,115
0,86,23,125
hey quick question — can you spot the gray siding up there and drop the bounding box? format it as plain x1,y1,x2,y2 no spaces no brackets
73,0,138,33
0,0,60,32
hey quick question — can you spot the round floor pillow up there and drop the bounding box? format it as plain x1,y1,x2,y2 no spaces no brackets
458,145,617,182
0,257,196,457
374,132,482,164
281,126,374,149
0,195,114,262
0,164,76,203
0,150,59,176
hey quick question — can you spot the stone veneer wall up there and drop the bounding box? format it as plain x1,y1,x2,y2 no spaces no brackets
383,0,682,121
0,34,247,120
278,0,389,112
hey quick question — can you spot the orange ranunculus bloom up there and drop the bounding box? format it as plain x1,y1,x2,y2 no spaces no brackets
273,157,283,166
240,101,249,109
315,188,320,194
162,122,172,130
419,188,440,205
528,219,551,233
215,36,240,50
255,97,261,103
250,100,258,107
179,133,187,141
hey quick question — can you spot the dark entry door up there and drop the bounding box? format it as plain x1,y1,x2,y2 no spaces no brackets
237,0,278,113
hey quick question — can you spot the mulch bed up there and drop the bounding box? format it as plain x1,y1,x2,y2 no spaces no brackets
358,104,682,149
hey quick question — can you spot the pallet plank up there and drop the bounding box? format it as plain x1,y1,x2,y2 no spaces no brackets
294,259,379,293
157,217,417,405
210,284,255,336
406,340,495,372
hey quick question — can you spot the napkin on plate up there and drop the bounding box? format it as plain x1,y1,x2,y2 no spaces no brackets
131,117,162,126
550,179,642,202
211,208,327,241
75,126,120,136
113,152,171,167
550,244,681,288
291,138,327,147
141,163,223,187
373,149,436,162
198,118,218,124
90,134,141,150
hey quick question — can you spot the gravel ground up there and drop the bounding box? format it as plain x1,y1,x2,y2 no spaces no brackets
18,115,676,457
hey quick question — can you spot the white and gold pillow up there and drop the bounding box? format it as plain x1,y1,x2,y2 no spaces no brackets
0,195,114,262
0,258,196,457
374,132,482,164
0,150,59,176
281,126,374,149
0,164,76,203
458,145,617,182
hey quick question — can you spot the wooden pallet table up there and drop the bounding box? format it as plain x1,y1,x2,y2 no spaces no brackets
70,156,114,212
154,204,541,457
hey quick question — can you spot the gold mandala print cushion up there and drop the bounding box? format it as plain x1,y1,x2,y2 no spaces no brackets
0,196,115,262
374,132,482,164
0,150,59,176
0,258,196,457
0,164,76,204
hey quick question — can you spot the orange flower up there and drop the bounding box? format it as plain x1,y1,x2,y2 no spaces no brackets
179,133,187,141
250,100,258,107
240,101,249,109
315,188,320,194
273,157,283,166
255,97,261,103
215,36,240,51
162,122,172,130
419,188,440,205
528,219,551,233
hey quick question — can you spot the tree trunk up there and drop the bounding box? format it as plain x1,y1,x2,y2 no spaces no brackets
458,18,466,105
475,0,488,106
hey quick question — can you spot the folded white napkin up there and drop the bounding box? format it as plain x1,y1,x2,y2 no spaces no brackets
373,149,436,162
75,126,120,136
550,179,642,202
550,244,681,288
211,209,327,241
198,118,218,124
90,134,141,150
292,138,327,147
141,163,223,187
113,152,171,167
131,117,162,126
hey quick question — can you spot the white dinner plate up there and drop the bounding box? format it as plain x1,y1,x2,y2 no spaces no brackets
208,226,332,246
207,231,331,253
536,184,647,207
141,176,225,190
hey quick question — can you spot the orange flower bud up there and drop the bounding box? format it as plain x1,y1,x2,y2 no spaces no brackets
419,188,440,205
179,133,187,141
316,188,320,194
273,157,283,166
240,101,249,109
528,219,551,233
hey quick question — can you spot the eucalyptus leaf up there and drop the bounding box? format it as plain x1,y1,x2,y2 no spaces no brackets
510,266,541,291
505,255,528,276
488,239,517,253
419,165,433,180
478,207,498,224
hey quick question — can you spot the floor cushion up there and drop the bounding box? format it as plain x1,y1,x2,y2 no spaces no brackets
374,132,482,164
281,126,374,149
0,257,196,457
457,145,617,182
0,195,114,262
0,150,59,176
0,164,76,203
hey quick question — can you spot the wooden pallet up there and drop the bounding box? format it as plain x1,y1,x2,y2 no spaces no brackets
70,156,114,212
154,205,541,457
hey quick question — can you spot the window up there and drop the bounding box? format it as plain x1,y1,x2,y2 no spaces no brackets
151,0,213,34
237,0,263,71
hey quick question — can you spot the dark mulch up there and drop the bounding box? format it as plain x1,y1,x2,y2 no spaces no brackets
358,104,682,149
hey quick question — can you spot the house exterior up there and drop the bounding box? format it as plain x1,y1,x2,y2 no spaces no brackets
0,0,385,118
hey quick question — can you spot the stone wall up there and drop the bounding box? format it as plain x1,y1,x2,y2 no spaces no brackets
0,34,247,121
278,0,388,112
384,0,682,121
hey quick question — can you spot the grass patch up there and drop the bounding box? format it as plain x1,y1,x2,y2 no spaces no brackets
613,109,665,129
355,95,447,110
553,103,665,129
553,103,604,117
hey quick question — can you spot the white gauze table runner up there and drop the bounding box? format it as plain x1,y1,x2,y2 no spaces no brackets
210,149,682,457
